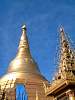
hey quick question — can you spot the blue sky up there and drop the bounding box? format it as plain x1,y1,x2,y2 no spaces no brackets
0,0,75,81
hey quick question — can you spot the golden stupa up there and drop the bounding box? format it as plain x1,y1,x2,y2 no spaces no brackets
46,27,75,100
7,25,46,82
0,25,49,100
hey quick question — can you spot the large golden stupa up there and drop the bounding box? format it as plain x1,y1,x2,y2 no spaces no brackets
0,25,49,100
7,25,47,82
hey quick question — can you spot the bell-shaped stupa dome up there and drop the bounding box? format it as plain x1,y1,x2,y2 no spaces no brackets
5,25,47,82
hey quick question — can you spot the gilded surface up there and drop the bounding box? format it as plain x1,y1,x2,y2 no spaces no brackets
46,27,75,99
0,25,48,100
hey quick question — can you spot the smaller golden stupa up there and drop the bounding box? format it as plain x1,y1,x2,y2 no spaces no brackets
46,27,75,100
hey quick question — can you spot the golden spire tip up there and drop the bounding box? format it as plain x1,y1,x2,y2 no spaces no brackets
59,26,64,32
22,24,27,30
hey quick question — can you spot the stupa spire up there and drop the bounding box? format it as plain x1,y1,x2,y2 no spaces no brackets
59,26,74,73
17,24,31,58
19,25,28,48
54,27,75,80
